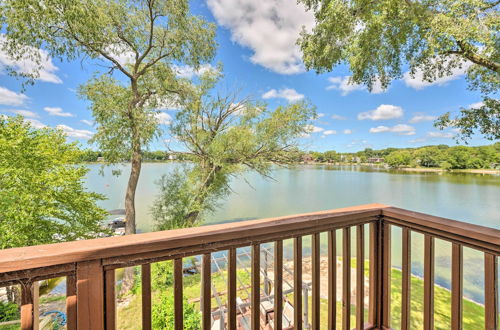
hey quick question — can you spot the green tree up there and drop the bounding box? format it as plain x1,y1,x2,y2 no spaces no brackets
1,0,217,237
416,147,442,167
0,116,107,249
386,150,412,168
152,72,315,229
299,0,499,140
324,150,339,162
445,146,472,169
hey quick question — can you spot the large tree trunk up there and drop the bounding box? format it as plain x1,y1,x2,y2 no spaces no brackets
125,146,142,234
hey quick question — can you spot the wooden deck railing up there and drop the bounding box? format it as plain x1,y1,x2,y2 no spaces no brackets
0,203,498,330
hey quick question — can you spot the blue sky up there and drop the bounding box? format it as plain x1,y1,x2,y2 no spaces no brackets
0,0,492,152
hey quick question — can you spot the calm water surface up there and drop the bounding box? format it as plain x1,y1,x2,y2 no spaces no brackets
85,162,499,232
85,163,499,303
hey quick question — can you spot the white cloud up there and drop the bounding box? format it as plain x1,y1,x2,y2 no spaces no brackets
343,129,352,134
358,104,403,121
409,114,437,123
105,44,135,66
8,109,39,118
370,124,416,135
304,124,324,133
317,113,325,118
26,118,46,129
331,114,346,120
262,88,304,103
326,76,385,95
323,130,337,136
402,60,471,90
173,64,217,79
44,106,74,117
81,119,94,126
469,101,484,109
0,86,28,106
427,131,454,139
56,124,93,139
155,112,172,125
0,35,62,84
207,0,315,74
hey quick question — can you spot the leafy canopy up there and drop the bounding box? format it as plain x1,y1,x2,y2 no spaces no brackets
0,116,107,249
299,0,499,140
152,71,316,230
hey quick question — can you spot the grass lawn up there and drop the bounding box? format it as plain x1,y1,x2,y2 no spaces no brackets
116,259,486,329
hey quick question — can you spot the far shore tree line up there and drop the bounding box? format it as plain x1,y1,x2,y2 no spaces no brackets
303,143,500,170
81,142,500,170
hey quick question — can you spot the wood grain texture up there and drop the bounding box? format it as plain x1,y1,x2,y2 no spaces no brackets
328,230,337,330
381,222,391,328
356,225,365,330
20,281,33,330
383,207,500,254
251,244,260,330
201,254,211,330
141,264,151,330
274,240,283,330
312,233,320,329
66,275,77,330
451,243,462,330
174,258,183,330
423,236,435,330
0,204,385,274
294,237,303,330
227,248,237,329
484,253,498,330
342,227,351,330
401,228,411,330
105,269,116,330
76,260,104,330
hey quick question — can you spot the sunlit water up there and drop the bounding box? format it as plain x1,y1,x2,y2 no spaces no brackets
84,163,499,303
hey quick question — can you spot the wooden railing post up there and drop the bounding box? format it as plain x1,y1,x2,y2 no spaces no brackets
76,260,105,330
377,219,391,329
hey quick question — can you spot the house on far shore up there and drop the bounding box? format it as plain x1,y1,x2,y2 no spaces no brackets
302,154,313,163
97,157,105,162
168,154,177,160
367,157,384,163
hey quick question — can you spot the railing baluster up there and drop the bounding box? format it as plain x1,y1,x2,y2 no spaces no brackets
381,222,391,328
294,237,303,330
356,225,365,330
275,240,283,330
21,281,34,330
312,233,320,329
368,222,379,327
401,227,411,330
228,248,237,329
141,264,152,330
484,253,498,330
423,236,435,330
66,275,77,330
251,244,261,330
328,230,337,330
76,260,104,329
342,227,351,330
451,243,463,330
174,258,183,330
105,269,116,330
33,281,39,330
201,254,212,330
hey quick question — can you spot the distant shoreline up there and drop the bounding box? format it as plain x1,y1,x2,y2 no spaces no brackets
84,161,500,175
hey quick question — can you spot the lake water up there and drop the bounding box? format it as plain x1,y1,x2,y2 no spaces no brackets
85,163,500,232
85,163,500,303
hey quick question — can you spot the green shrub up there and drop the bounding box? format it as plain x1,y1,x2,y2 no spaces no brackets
152,292,200,329
0,301,20,322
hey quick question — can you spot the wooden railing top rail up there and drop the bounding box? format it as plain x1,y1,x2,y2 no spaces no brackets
383,207,500,254
0,203,384,275
0,203,498,278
